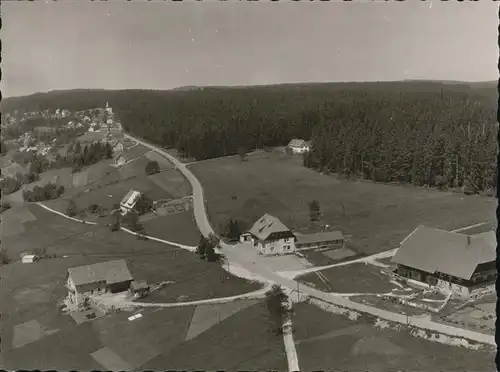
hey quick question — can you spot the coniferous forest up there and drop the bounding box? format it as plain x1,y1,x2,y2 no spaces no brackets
3,81,497,192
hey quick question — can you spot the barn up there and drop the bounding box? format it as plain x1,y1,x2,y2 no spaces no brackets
391,225,496,298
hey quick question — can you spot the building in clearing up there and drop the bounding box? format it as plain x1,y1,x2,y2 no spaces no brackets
21,253,38,264
391,225,496,298
287,139,310,154
110,140,124,154
240,214,296,255
66,259,133,306
120,189,142,215
295,231,345,251
114,153,127,167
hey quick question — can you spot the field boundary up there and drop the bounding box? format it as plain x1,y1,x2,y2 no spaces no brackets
36,202,197,251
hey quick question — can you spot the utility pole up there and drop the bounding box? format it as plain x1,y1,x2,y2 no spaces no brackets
297,281,300,302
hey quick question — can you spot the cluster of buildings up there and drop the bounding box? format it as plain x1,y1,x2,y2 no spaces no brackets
239,213,345,255
66,259,149,307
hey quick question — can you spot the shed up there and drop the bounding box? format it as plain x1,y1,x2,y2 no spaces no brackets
21,254,38,264
295,231,344,250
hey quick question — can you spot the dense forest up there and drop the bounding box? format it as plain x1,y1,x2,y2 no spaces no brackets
3,81,498,192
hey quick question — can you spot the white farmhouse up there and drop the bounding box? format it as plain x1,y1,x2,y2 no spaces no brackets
240,214,296,255
287,139,311,154
119,189,142,215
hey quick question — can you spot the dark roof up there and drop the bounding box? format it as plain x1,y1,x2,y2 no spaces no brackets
288,139,308,147
295,231,344,245
68,259,133,286
130,280,149,291
391,226,496,280
248,213,292,241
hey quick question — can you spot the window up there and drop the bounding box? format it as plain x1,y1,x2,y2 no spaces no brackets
284,238,290,243
270,247,275,252
284,245,291,251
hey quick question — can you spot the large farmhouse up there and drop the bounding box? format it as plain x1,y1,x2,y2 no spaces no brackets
392,225,496,298
66,259,133,306
240,214,296,255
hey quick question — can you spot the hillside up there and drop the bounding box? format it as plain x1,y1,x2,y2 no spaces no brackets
3,81,498,192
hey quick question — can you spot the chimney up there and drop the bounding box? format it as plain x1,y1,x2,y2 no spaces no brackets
467,236,471,246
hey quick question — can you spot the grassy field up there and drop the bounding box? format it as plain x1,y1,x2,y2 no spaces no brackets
293,303,494,372
143,300,288,371
141,211,199,246
298,263,396,294
189,152,495,255
1,204,263,370
4,299,287,371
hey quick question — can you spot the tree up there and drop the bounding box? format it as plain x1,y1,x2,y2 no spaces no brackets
196,235,208,259
66,199,78,217
0,248,11,265
105,142,113,159
206,242,218,262
134,194,153,215
124,210,140,230
208,233,220,250
265,285,291,335
145,160,160,175
308,200,321,222
110,210,121,232
238,147,248,162
0,139,7,155
224,219,243,241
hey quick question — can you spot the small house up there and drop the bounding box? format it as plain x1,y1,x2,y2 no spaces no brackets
21,253,38,264
67,259,133,306
240,214,296,255
287,139,310,154
114,153,127,167
120,189,142,215
130,280,149,298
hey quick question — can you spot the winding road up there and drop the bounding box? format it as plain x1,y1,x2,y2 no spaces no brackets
123,134,496,350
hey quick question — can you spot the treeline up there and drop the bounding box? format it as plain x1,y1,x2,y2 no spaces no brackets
23,182,65,202
303,92,498,192
3,82,497,191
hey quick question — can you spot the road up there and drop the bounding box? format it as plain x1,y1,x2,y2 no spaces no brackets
125,133,495,347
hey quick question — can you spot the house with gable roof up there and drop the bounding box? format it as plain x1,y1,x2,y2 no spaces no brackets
392,225,496,298
66,259,133,306
240,213,296,255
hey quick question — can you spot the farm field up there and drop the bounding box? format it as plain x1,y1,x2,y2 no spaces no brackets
293,303,495,372
141,211,199,246
297,263,395,294
1,203,264,370
143,300,288,371
189,152,495,255
1,204,261,300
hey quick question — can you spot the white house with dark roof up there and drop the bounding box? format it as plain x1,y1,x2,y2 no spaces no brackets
66,259,133,306
392,225,496,298
287,139,310,154
240,214,296,255
119,189,142,215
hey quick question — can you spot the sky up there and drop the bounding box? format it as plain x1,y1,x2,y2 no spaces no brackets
2,1,498,98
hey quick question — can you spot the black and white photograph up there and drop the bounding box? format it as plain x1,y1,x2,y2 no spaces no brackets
0,1,499,371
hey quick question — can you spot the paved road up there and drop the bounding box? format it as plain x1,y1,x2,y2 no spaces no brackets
125,133,495,347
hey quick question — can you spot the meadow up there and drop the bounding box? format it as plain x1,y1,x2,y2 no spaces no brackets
293,302,495,372
189,151,495,255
